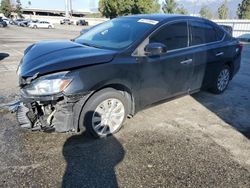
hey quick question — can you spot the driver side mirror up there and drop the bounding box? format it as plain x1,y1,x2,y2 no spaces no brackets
144,43,167,57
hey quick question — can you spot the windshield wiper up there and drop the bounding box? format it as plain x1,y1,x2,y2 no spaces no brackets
81,42,103,49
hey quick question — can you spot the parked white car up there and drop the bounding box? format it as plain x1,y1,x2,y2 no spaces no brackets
2,18,10,25
29,21,54,29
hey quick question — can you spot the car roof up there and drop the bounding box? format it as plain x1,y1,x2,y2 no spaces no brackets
123,14,205,23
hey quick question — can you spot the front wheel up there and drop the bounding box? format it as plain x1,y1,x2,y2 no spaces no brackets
211,65,231,94
79,88,128,138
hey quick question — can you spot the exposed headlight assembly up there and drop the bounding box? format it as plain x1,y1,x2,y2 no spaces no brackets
23,72,72,96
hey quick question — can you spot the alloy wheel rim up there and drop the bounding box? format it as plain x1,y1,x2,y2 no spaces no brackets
217,69,230,91
92,98,125,136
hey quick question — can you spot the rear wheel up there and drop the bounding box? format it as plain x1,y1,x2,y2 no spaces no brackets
79,88,128,138
211,65,231,94
33,25,37,29
48,25,52,29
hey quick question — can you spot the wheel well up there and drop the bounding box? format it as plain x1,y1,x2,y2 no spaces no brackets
97,84,135,116
75,84,135,132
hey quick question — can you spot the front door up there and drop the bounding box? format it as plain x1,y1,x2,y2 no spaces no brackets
139,21,194,107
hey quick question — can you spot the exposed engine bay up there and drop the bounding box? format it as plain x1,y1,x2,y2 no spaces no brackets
15,95,87,133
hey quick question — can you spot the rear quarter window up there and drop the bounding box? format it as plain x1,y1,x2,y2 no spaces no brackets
215,26,226,40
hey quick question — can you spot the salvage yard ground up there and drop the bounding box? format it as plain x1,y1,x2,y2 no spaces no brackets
0,25,250,187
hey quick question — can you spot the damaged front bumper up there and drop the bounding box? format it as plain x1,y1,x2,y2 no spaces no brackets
13,93,89,133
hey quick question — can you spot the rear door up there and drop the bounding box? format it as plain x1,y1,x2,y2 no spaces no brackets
189,20,227,90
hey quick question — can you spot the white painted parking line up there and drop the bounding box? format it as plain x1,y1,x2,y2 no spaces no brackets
0,67,7,71
0,58,18,72
0,66,17,72
2,44,23,55
7,64,18,70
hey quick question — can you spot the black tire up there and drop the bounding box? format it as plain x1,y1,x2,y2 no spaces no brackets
79,88,129,138
48,25,52,29
33,25,37,29
210,65,231,94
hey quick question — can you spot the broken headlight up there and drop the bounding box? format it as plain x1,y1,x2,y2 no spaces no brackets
23,72,72,96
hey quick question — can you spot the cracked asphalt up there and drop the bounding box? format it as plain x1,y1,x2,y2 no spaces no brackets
0,25,250,187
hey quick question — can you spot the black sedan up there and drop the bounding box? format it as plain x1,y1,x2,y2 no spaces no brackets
16,14,242,137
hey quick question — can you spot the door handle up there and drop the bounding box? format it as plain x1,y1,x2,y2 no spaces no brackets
216,52,224,57
180,59,193,65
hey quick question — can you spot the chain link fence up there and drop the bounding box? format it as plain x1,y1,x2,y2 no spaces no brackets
214,20,250,41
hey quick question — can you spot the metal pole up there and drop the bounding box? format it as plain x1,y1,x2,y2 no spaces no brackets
65,0,69,18
69,0,73,16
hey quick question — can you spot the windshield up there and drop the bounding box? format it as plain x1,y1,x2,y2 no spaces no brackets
75,18,156,50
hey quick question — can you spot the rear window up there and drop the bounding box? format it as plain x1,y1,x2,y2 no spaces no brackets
190,21,218,46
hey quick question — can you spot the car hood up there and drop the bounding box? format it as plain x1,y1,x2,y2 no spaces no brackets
19,40,117,77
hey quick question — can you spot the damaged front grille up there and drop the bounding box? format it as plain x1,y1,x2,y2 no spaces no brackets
18,99,76,132
16,104,32,128
16,102,55,132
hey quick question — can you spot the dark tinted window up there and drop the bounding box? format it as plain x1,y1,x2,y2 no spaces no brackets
150,21,188,51
191,21,218,45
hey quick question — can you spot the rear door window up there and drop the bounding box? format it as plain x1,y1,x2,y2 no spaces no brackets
150,21,188,51
190,21,218,46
